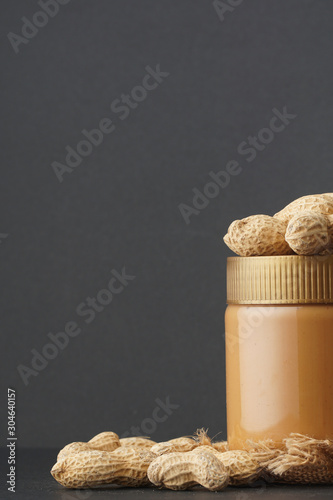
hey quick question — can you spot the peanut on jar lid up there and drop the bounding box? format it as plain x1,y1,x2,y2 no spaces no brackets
227,255,333,304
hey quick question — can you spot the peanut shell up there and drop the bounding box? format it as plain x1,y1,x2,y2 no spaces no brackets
150,437,198,456
120,437,156,450
51,448,152,488
274,194,333,223
192,446,261,485
148,449,229,491
57,442,92,461
88,431,120,452
285,211,332,255
224,215,292,256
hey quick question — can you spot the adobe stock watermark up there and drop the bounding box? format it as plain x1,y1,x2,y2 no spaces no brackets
58,396,179,500
120,397,180,438
7,0,71,55
51,64,170,183
7,389,16,494
178,106,297,224
225,306,275,354
17,267,135,386
213,0,243,23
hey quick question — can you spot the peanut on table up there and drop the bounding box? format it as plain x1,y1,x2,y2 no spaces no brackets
51,430,333,489
51,430,241,491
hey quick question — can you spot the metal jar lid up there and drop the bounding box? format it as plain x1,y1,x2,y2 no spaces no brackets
227,255,333,304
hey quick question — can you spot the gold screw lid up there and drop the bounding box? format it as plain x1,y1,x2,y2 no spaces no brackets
227,255,333,304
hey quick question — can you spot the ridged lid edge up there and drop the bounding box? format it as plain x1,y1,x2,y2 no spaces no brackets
227,255,333,304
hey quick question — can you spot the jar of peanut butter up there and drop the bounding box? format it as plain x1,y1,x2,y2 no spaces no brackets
225,255,333,450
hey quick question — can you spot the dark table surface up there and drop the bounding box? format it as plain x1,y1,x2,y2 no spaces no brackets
1,449,333,500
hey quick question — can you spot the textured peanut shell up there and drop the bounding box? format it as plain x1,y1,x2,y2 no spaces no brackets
274,194,333,223
150,437,198,456
51,448,152,488
57,433,121,462
57,442,93,461
224,215,292,256
192,446,261,485
147,449,229,491
285,211,333,255
88,431,121,451
213,441,229,453
120,437,156,450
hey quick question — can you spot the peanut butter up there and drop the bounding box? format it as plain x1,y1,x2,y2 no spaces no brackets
225,256,333,450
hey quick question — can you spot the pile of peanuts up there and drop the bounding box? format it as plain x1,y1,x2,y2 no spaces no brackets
51,430,261,491
51,430,333,489
223,193,333,256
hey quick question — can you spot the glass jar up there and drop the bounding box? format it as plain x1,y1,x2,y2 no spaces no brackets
225,255,333,450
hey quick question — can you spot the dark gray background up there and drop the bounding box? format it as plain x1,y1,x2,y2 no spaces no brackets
1,0,333,452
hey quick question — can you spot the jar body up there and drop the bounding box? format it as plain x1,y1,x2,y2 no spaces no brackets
225,304,333,450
